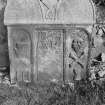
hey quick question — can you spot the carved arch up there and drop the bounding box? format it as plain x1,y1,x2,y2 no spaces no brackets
11,29,33,82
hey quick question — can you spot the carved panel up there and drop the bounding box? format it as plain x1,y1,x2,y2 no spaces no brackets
38,30,63,82
12,29,31,82
65,29,89,82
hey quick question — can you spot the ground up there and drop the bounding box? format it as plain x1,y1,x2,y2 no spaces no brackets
0,80,105,105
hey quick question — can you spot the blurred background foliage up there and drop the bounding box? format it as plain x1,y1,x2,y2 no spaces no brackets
92,0,105,23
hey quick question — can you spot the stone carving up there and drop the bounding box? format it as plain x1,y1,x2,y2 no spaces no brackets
3,0,96,83
65,29,89,81
12,29,31,82
38,30,63,81
39,0,61,21
37,29,89,82
4,0,94,24
7,27,92,83
12,30,30,60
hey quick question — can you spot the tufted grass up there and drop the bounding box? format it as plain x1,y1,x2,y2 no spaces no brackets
0,80,104,105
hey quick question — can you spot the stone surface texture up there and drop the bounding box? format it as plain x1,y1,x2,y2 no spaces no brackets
4,0,95,24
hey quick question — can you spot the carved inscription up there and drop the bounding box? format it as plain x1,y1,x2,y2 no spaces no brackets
38,30,63,81
38,31,62,49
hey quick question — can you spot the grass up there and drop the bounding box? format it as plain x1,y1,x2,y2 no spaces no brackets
0,80,105,105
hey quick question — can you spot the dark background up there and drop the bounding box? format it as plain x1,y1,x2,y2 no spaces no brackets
0,0,9,67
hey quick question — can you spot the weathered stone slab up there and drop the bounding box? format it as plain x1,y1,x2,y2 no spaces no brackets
65,29,89,82
4,0,95,25
7,25,92,83
9,28,32,83
37,30,63,82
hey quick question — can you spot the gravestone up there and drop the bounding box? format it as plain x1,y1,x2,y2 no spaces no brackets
4,0,95,83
